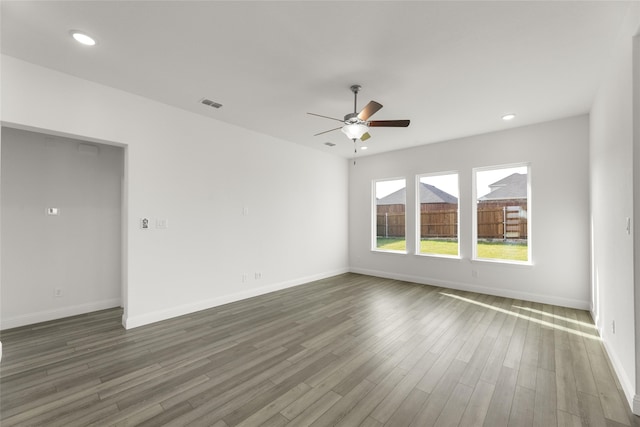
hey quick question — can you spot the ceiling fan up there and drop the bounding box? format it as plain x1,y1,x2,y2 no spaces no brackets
308,84,410,142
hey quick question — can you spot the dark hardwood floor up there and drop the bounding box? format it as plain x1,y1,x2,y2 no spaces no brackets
1,273,637,426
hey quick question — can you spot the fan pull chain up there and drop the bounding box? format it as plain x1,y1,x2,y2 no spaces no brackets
353,138,357,165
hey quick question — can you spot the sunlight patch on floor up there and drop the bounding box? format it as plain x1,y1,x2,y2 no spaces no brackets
440,292,600,340
511,305,596,329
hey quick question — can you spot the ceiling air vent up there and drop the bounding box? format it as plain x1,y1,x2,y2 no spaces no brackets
324,142,336,147
200,98,223,109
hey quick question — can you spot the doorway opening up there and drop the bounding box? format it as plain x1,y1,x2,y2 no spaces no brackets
0,126,128,329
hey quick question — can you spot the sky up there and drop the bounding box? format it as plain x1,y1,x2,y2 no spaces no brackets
475,166,527,198
421,173,459,198
375,165,527,200
375,178,406,199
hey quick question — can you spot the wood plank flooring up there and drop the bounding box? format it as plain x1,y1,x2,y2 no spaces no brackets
1,273,638,426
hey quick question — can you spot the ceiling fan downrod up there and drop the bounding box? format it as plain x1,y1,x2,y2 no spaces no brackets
350,84,361,114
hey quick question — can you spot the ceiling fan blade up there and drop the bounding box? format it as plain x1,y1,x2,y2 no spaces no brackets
357,101,383,121
314,126,342,136
368,119,410,127
307,112,344,123
360,132,371,142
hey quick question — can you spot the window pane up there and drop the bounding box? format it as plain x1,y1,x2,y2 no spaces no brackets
475,165,529,262
418,173,459,256
375,178,406,251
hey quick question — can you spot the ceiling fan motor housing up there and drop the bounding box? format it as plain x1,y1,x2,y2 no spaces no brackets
344,112,363,124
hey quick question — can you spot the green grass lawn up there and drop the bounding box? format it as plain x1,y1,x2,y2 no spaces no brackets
376,238,407,251
376,238,528,261
476,240,528,261
420,239,458,256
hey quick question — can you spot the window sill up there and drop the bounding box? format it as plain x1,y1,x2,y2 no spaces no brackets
415,253,461,260
472,258,533,267
371,249,408,255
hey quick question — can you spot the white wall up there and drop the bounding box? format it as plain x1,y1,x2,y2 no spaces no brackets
350,115,591,309
0,55,349,329
1,128,123,328
590,3,640,413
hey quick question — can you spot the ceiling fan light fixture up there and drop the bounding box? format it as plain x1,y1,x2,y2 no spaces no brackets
341,123,368,140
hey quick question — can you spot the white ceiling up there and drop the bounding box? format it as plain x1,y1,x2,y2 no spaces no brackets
1,1,633,158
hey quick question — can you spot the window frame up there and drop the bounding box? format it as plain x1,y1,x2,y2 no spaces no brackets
415,171,461,259
472,163,532,265
372,177,408,254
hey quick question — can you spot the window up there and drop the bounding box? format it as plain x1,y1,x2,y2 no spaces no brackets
474,164,530,263
417,173,459,257
374,178,406,252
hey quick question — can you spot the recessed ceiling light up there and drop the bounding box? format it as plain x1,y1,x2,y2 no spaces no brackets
361,146,368,150
502,113,516,121
70,30,96,46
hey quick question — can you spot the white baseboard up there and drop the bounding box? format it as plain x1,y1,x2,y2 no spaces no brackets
590,309,600,332
0,298,121,330
598,326,639,416
349,267,590,310
123,268,350,329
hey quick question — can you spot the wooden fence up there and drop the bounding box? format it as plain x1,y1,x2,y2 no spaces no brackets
477,206,527,239
376,212,406,238
420,210,458,238
376,206,527,239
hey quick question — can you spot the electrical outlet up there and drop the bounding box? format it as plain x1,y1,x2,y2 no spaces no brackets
54,288,62,297
255,272,262,280
471,270,479,278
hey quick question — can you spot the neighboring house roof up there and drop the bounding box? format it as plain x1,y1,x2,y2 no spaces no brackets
376,188,407,205
419,182,458,204
478,173,527,201
376,183,458,205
